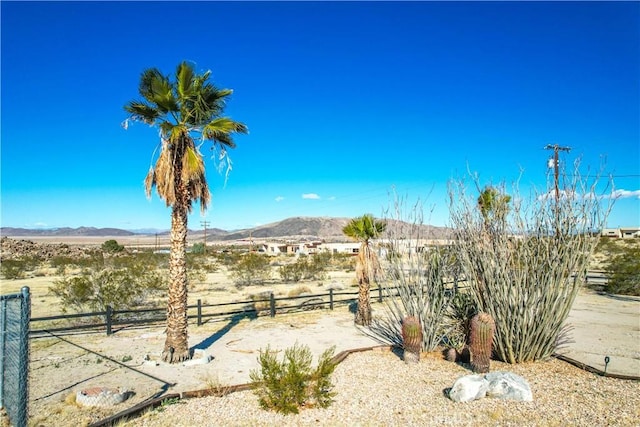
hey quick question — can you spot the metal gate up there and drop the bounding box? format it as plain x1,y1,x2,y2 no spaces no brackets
1,287,30,427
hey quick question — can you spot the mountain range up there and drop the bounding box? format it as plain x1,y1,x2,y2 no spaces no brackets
1,216,451,241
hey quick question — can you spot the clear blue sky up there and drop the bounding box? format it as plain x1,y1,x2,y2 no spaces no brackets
1,1,639,231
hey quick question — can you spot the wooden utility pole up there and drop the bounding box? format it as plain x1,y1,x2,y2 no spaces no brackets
545,144,571,202
545,144,571,235
200,221,210,254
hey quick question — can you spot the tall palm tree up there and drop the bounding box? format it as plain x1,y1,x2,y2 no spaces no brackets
124,61,247,363
343,214,386,326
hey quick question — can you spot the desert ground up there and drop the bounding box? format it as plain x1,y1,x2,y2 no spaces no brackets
1,238,638,426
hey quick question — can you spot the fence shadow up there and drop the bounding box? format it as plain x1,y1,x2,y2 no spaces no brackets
190,310,257,353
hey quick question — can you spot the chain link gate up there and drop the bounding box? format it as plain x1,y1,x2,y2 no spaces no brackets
1,287,30,427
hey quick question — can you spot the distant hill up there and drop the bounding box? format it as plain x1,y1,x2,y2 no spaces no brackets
221,216,352,241
0,227,136,237
1,216,452,241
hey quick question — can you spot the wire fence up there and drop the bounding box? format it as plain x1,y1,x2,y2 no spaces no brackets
1,287,31,427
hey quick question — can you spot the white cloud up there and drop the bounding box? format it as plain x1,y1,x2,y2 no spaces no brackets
275,196,284,202
610,189,640,200
302,193,320,200
34,222,48,227
328,196,336,201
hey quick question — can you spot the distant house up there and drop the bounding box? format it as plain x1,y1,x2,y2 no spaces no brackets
620,227,640,239
318,242,361,255
601,227,640,239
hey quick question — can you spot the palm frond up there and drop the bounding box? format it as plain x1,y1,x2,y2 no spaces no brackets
176,61,195,99
124,101,160,125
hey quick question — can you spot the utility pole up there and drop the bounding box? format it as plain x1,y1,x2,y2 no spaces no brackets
200,221,210,254
545,144,571,235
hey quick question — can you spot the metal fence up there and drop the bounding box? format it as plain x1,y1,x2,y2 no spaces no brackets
1,286,31,427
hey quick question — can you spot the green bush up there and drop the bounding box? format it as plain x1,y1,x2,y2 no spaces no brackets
49,260,166,313
1,259,27,279
250,343,337,414
102,239,124,253
605,246,640,296
229,253,271,286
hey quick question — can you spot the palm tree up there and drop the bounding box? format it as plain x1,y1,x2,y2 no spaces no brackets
477,186,511,229
124,61,247,363
343,214,386,326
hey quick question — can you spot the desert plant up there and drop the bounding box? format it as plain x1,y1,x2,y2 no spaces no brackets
49,259,165,313
468,312,495,373
124,61,247,363
229,253,271,286
343,214,386,326
448,161,612,363
401,316,423,364
0,259,27,280
604,245,640,295
288,285,312,298
373,195,454,352
249,343,337,414
279,260,306,283
102,239,124,253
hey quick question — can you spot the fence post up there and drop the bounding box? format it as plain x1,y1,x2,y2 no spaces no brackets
105,305,113,336
269,293,276,317
18,286,31,426
377,285,383,303
197,299,202,326
329,289,334,310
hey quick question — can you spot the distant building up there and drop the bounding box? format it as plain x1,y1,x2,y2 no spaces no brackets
601,227,640,239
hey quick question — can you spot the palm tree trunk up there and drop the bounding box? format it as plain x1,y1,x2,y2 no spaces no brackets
355,246,372,326
162,202,190,363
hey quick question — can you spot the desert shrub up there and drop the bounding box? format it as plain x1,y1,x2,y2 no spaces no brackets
448,162,611,363
288,285,312,297
50,260,166,313
371,195,454,352
250,343,337,414
102,239,124,253
279,253,331,283
191,242,206,254
229,253,271,286
604,246,640,295
279,261,305,282
0,260,27,279
442,289,478,349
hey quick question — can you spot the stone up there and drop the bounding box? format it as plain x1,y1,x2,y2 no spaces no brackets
76,387,130,407
448,374,489,402
449,372,533,402
485,371,533,401
182,354,213,366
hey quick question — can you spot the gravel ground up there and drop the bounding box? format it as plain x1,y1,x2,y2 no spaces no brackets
124,348,640,427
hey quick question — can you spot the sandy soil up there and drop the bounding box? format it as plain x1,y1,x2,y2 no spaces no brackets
21,288,640,427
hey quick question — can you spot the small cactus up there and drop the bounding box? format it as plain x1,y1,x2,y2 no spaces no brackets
444,347,458,362
469,312,495,373
402,316,422,364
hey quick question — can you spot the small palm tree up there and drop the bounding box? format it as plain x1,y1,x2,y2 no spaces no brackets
343,214,386,326
477,186,511,229
124,61,247,363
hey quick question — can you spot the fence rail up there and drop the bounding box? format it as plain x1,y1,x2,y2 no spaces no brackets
28,271,607,337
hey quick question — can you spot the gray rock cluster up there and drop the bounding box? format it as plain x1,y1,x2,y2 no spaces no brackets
449,371,533,403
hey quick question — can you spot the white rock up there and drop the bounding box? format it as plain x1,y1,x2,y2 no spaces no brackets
182,354,213,366
485,371,533,401
449,374,488,402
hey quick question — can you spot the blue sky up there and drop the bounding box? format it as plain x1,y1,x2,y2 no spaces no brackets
1,1,639,231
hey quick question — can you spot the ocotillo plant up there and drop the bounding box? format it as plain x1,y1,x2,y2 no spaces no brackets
402,316,423,364
469,312,495,373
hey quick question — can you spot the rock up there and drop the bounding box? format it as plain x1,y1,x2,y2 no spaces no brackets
76,387,130,407
182,354,213,366
449,372,533,402
448,374,488,402
485,371,533,401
